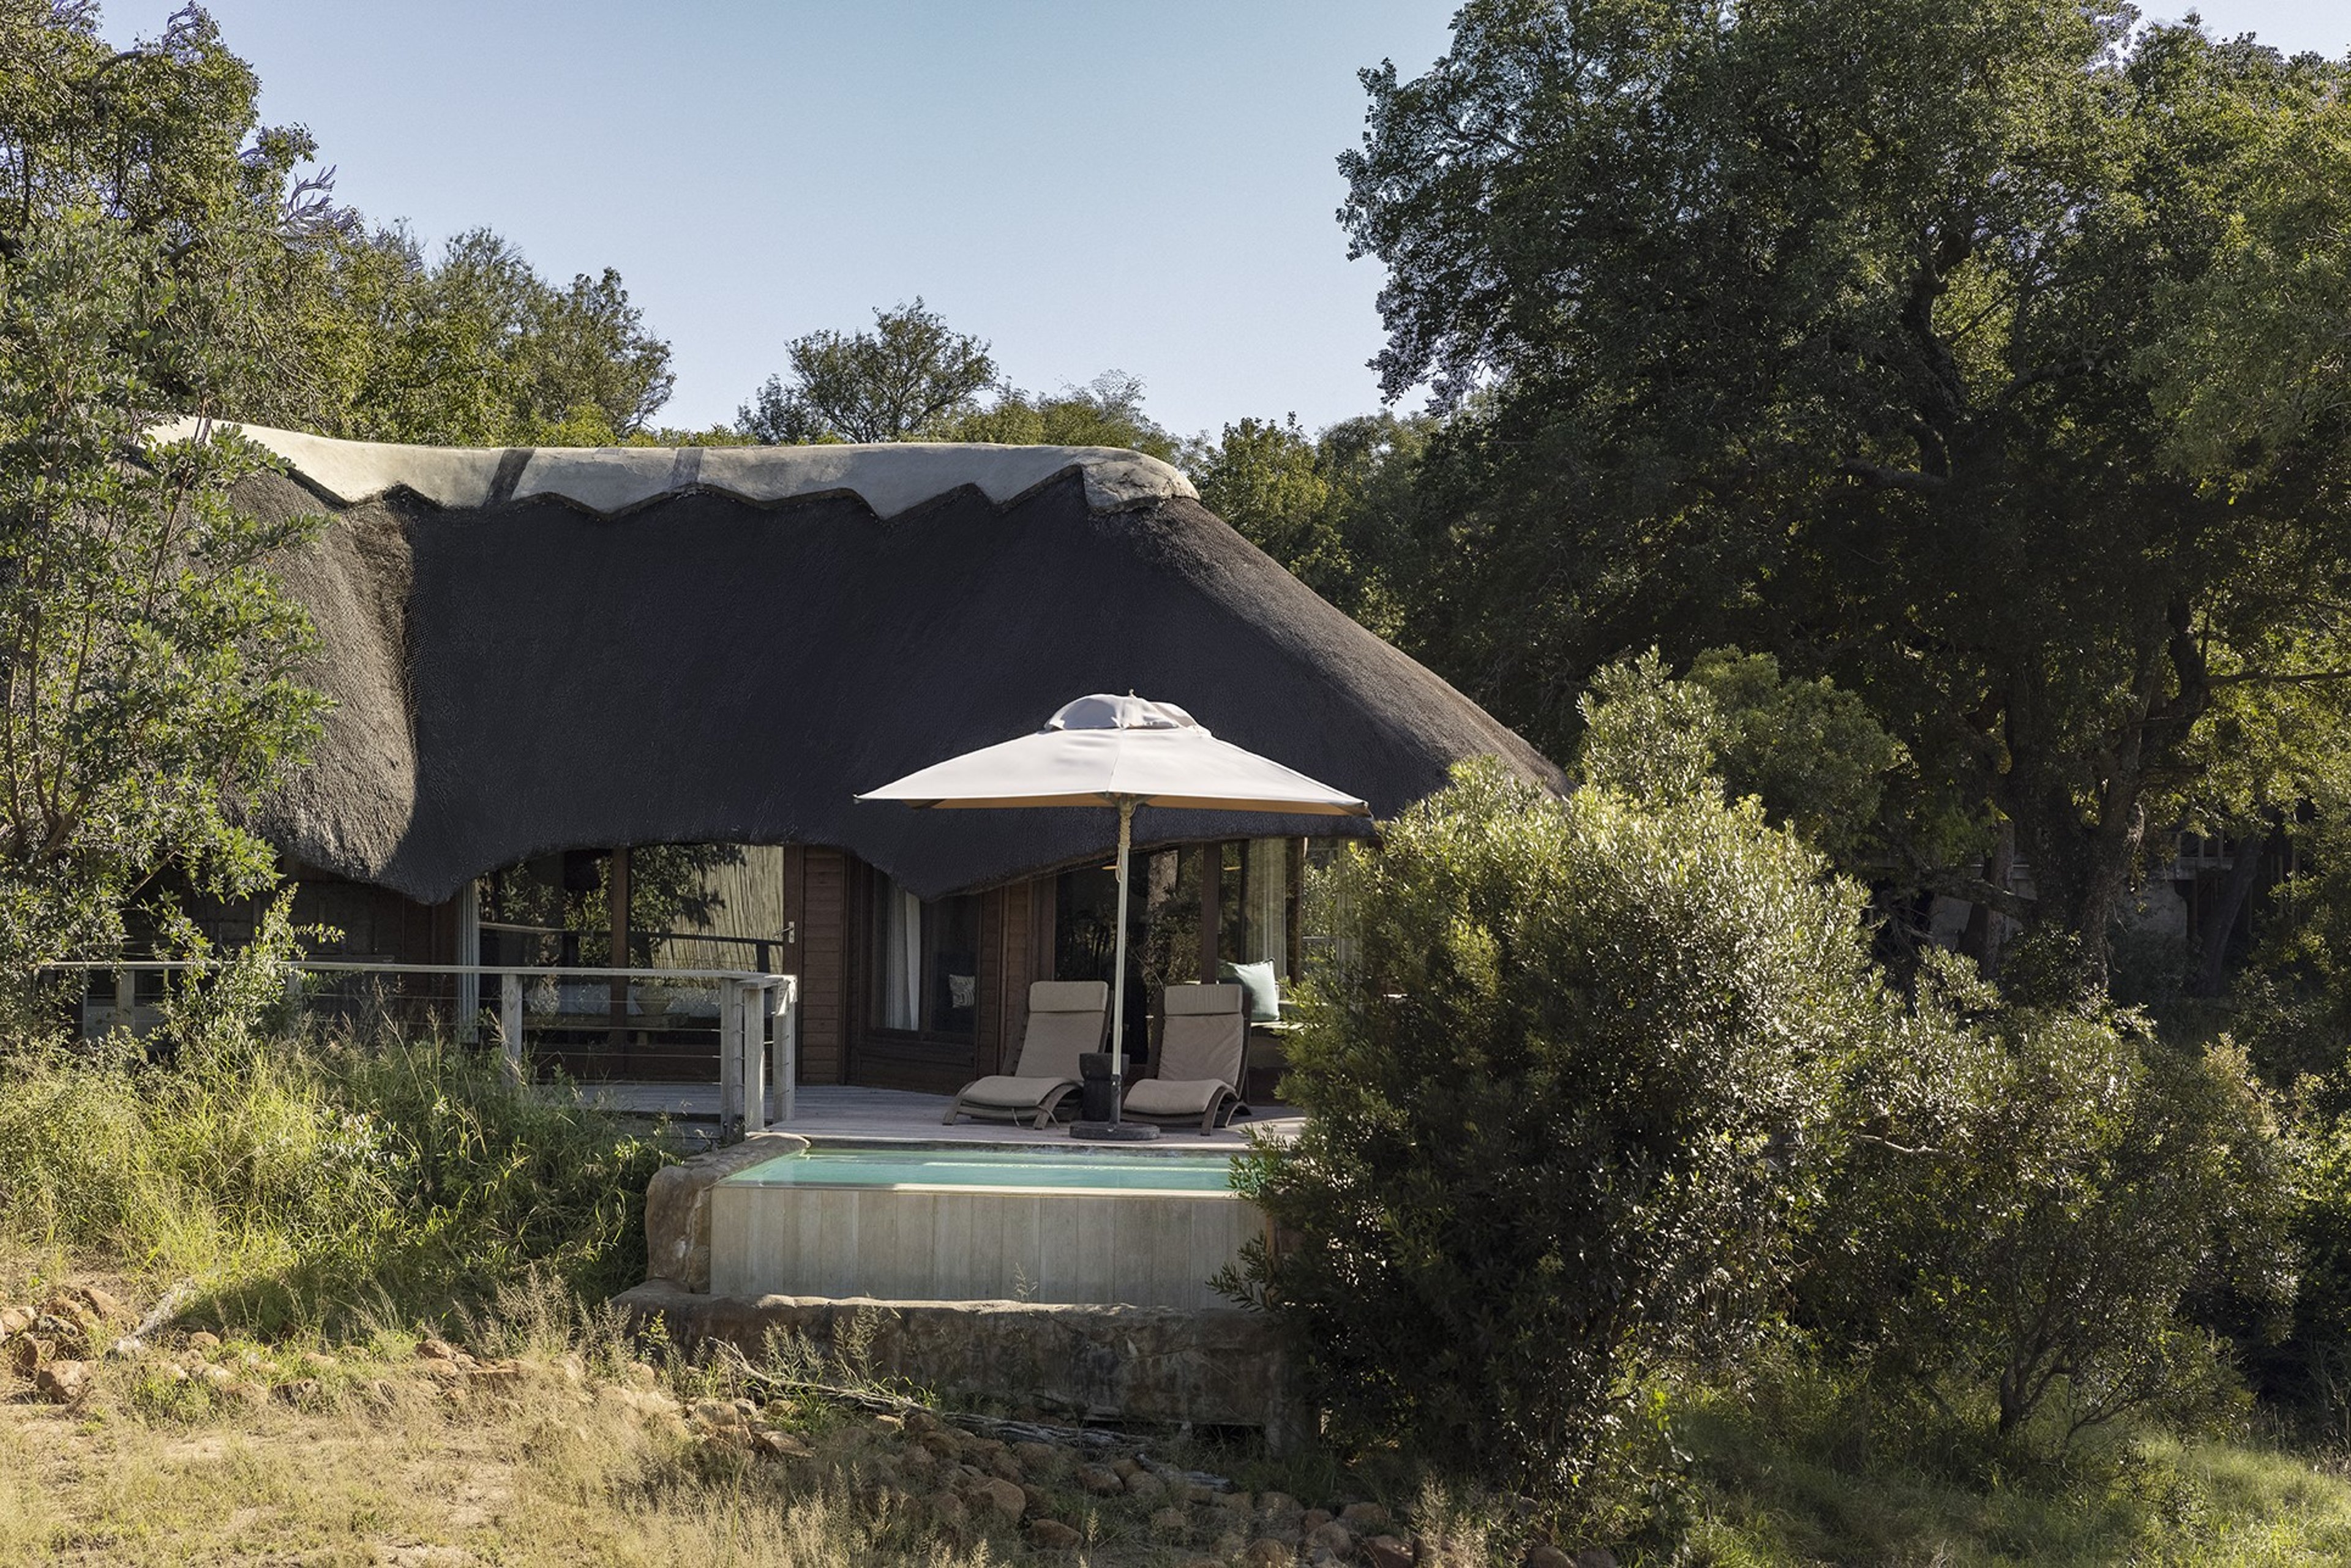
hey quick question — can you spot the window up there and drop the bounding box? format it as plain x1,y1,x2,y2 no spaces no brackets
869,872,980,1038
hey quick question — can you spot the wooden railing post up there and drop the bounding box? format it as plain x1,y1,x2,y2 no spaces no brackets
742,981,768,1134
774,975,798,1125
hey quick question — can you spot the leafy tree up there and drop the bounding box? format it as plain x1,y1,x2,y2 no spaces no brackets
1579,649,1903,866
0,3,332,977
738,298,995,443
1341,1,2351,984
1227,759,1869,1495
304,225,673,446
944,369,1177,460
1185,410,1426,637
1801,952,2291,1449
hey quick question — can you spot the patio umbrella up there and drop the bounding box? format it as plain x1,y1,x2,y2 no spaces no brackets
856,692,1368,1139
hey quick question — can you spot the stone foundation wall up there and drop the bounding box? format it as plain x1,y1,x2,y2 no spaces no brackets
613,1279,1303,1441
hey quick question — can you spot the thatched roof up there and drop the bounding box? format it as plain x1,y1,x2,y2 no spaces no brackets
217,424,1562,902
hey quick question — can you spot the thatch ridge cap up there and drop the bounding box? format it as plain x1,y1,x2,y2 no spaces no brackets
145,418,1196,517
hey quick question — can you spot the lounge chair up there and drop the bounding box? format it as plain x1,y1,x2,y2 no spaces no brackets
1122,982,1248,1135
942,980,1110,1127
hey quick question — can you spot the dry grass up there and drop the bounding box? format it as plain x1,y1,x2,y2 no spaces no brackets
0,1348,984,1566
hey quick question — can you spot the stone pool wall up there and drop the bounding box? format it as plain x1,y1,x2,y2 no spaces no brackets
621,1132,1303,1441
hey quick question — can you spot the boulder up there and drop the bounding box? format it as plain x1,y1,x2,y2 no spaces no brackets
1365,1535,1414,1568
1078,1464,1125,1496
1149,1505,1191,1539
184,1330,220,1353
1523,1548,1574,1568
74,1286,128,1322
1027,1518,1082,1550
1341,1503,1392,1531
1241,1539,1295,1567
1304,1521,1354,1556
1573,1552,1619,1568
34,1360,89,1405
1124,1469,1168,1502
975,1476,1026,1523
752,1430,812,1458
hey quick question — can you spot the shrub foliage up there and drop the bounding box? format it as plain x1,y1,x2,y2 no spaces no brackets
1228,759,1876,1491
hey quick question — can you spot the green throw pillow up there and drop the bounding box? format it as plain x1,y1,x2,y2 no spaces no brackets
1217,959,1282,1022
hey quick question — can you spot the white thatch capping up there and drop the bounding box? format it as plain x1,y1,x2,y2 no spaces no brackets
142,417,1198,517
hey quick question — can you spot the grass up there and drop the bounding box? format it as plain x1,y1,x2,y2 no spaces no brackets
0,1018,672,1334
1671,1369,2351,1566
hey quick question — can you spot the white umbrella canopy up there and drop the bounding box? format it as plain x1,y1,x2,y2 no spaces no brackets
857,693,1369,1139
855,693,1371,816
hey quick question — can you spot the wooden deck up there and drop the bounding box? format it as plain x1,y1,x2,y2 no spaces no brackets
572,1081,1302,1148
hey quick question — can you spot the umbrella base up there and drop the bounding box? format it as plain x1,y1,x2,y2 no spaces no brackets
1070,1120,1161,1142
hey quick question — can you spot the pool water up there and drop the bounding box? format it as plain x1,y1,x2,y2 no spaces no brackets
721,1147,1237,1194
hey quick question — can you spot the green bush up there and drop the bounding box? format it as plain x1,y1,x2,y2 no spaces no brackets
1799,954,2292,1452
1226,759,1876,1498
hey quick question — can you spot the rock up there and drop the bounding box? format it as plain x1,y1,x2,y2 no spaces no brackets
74,1286,127,1322
1241,1540,1294,1567
1149,1505,1191,1539
1523,1548,1574,1568
920,1430,964,1460
752,1429,813,1459
1305,1521,1354,1555
1111,1456,1142,1480
1365,1536,1414,1568
8,1335,47,1375
1256,1491,1300,1517
1215,1490,1255,1514
0,1306,32,1335
1341,1503,1392,1531
34,1360,89,1404
730,1396,760,1422
1302,1509,1334,1530
1124,1469,1168,1502
986,1447,1024,1482
1078,1464,1125,1496
277,1377,324,1408
1027,1518,1082,1550
416,1337,460,1362
870,1412,904,1434
1572,1552,1619,1568
926,1490,969,1531
1012,1441,1057,1469
184,1331,220,1354
1211,1532,1248,1560
221,1379,266,1406
689,1398,740,1428
975,1475,1026,1523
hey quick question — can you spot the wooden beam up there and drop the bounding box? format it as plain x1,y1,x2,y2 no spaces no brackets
608,846,631,1065
1198,844,1220,983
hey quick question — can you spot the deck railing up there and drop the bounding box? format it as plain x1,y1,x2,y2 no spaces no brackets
39,959,800,1139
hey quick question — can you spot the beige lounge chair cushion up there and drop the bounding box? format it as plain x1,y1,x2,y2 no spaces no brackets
957,1073,1078,1110
1122,1076,1229,1118
1008,980,1110,1080
1153,983,1246,1086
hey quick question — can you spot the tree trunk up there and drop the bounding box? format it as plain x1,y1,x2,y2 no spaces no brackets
2193,817,2278,999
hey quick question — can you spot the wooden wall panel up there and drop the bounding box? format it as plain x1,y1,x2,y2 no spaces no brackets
784,846,849,1084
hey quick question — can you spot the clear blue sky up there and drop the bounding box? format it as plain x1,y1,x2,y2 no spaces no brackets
104,1,2351,440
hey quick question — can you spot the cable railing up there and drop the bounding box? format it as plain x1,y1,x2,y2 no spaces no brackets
40,959,800,1139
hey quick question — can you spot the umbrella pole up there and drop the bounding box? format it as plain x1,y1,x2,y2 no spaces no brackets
1074,795,1158,1141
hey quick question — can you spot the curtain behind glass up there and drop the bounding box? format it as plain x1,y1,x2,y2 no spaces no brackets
881,879,921,1029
